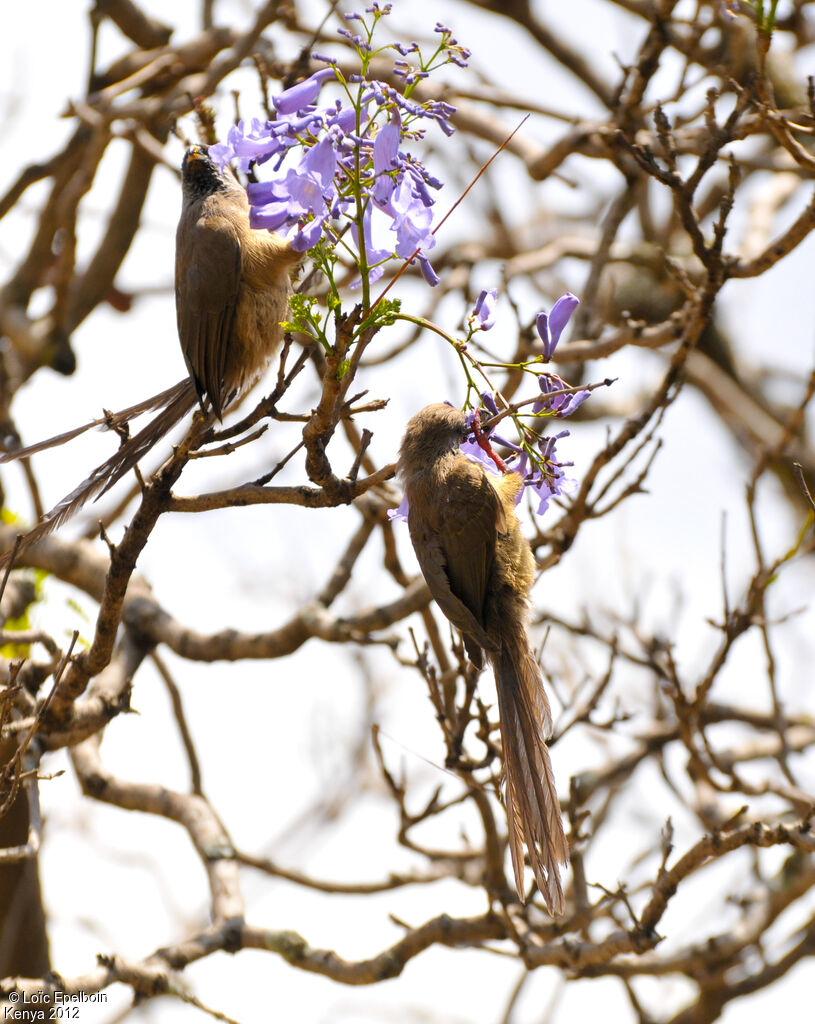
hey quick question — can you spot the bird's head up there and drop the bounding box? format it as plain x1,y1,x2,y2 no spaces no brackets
399,403,470,473
181,145,230,200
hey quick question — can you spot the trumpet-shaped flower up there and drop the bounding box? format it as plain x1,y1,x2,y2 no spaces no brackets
536,292,580,360
472,289,497,330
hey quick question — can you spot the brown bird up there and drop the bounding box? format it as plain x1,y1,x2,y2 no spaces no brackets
175,144,300,420
399,403,568,911
0,145,300,555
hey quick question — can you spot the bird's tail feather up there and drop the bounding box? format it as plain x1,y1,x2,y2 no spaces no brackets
94,381,200,500
494,635,568,912
0,379,194,463
0,379,199,568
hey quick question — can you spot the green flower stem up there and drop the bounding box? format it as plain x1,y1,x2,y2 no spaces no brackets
397,313,508,404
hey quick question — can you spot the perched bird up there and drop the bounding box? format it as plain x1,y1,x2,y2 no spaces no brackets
0,145,300,555
399,403,568,911
175,144,300,420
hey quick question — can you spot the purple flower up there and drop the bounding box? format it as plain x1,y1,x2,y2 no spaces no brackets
527,475,558,515
550,292,579,341
212,114,322,174
274,68,336,115
480,391,499,416
459,438,500,475
210,120,269,167
433,22,470,69
472,288,497,330
292,215,328,252
534,373,591,418
245,134,339,245
393,69,430,84
418,256,439,286
557,389,591,416
246,178,287,207
328,103,360,134
520,430,575,514
535,292,580,360
387,493,409,523
248,175,303,233
284,136,338,217
387,177,436,258
372,111,402,204
249,195,292,231
350,204,394,286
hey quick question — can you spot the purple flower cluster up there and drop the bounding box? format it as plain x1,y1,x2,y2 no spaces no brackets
534,374,591,418
530,292,591,415
461,395,577,516
469,289,581,354
209,10,465,280
513,429,575,515
390,293,588,522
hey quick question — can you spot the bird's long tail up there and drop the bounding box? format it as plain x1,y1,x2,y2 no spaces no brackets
494,633,568,912
0,379,196,465
0,378,199,567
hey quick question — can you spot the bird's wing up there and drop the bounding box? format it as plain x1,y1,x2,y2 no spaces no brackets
175,204,243,419
441,460,503,626
410,529,493,654
408,457,502,653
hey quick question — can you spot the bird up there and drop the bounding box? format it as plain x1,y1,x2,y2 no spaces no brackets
0,145,301,558
399,403,568,912
175,144,301,420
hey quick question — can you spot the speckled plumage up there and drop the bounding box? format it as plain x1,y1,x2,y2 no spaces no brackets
176,146,301,419
399,403,568,911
